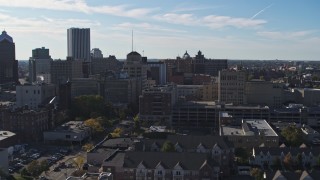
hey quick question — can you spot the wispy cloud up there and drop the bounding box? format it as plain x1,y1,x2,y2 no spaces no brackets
251,3,273,19
0,0,155,18
257,30,316,40
172,5,222,13
0,12,100,35
154,13,266,29
112,22,187,33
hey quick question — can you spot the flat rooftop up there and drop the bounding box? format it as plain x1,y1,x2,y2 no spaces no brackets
221,119,278,137
48,121,89,133
0,131,16,141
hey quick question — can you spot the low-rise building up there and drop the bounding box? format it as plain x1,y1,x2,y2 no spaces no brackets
15,83,56,110
2,108,50,142
0,130,16,175
250,145,320,168
43,121,90,143
102,151,221,180
220,119,279,148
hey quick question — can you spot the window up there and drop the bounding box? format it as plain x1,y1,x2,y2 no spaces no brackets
158,170,162,175
66,135,71,139
176,171,181,175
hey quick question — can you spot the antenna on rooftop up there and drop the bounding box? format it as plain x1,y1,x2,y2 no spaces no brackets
131,29,133,52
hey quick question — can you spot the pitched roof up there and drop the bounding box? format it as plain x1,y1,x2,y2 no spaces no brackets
254,147,320,156
0,31,13,43
123,151,218,170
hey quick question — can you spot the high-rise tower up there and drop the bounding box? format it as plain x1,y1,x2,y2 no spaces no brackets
67,28,90,62
0,31,18,85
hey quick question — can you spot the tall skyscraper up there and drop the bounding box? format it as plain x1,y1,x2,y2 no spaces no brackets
0,31,18,85
67,28,90,62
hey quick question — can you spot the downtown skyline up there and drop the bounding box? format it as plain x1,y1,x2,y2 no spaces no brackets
0,0,319,60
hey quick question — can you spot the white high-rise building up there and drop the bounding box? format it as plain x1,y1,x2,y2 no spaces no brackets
67,28,90,62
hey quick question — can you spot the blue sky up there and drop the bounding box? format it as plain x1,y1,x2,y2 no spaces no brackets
0,0,319,60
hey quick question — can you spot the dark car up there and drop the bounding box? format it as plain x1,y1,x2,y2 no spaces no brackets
53,166,60,172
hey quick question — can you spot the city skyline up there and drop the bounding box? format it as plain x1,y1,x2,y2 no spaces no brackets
0,0,319,60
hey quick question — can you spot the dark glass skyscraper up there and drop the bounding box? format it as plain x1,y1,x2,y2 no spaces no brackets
0,31,18,85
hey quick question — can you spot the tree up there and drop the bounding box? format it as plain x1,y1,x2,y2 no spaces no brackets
250,168,263,180
133,114,141,132
296,153,303,169
71,95,108,119
235,147,250,164
281,125,303,146
161,141,175,152
283,153,293,170
73,156,85,170
82,143,94,152
110,128,123,138
272,157,282,170
84,118,104,135
27,160,41,177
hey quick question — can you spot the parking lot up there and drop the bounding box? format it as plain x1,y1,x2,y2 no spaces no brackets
9,144,82,178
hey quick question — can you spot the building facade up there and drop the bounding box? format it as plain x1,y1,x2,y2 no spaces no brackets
50,59,83,85
2,108,50,142
0,31,18,85
28,47,53,83
15,83,56,110
218,69,246,105
67,28,90,62
139,85,177,122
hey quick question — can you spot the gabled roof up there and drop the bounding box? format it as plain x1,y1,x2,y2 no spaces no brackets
123,151,218,170
140,135,231,152
254,147,320,157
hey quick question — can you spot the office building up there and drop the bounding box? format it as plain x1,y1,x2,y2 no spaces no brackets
32,47,51,59
139,85,177,122
2,108,50,142
147,62,167,85
91,48,103,58
245,80,284,108
123,51,148,100
91,55,121,75
218,69,246,105
29,47,53,83
67,28,90,62
15,83,56,110
50,59,83,85
0,31,18,85
70,78,98,98
97,72,138,104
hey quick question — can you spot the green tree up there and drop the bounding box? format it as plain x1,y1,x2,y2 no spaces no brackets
71,95,107,119
133,114,141,131
250,168,263,180
272,157,282,170
235,147,250,164
296,153,302,169
26,160,40,177
161,141,175,152
281,125,303,146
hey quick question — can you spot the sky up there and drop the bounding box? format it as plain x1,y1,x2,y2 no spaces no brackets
0,0,319,60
